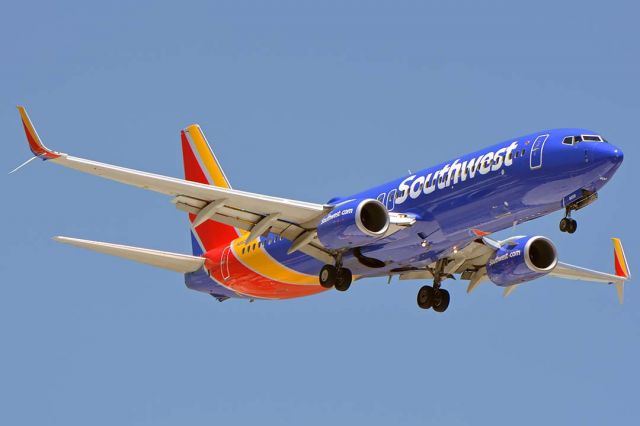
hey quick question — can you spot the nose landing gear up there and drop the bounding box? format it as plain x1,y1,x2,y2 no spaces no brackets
560,191,598,234
559,208,577,234
559,217,577,234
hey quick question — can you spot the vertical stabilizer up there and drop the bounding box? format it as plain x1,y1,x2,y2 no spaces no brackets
181,125,239,254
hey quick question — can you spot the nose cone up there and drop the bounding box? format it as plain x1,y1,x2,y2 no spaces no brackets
591,142,624,168
614,146,624,164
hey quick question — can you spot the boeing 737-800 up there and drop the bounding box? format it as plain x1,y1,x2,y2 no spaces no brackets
15,107,630,312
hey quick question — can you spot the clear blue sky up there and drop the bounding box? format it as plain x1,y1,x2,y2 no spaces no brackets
2,1,638,425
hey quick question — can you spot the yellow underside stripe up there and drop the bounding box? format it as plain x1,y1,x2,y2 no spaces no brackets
232,239,318,285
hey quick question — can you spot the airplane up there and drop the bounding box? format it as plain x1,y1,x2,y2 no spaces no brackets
15,106,631,312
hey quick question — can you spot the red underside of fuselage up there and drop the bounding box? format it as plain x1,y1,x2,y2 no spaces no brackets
204,249,328,300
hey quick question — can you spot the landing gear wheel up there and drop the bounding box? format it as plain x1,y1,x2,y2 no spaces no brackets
432,289,450,313
559,218,570,233
334,268,352,292
319,265,337,288
560,215,578,234
417,285,435,309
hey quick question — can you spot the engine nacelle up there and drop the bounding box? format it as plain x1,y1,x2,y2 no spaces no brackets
317,199,390,250
486,236,558,287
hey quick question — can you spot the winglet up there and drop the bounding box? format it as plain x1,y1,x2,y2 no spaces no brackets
471,228,491,237
612,238,630,304
613,238,630,279
17,106,62,160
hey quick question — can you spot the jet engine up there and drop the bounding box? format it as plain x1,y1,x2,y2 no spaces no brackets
486,236,558,287
317,199,390,250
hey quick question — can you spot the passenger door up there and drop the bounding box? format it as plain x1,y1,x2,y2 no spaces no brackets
529,134,549,170
220,245,231,280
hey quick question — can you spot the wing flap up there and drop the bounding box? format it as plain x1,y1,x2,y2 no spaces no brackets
53,236,205,273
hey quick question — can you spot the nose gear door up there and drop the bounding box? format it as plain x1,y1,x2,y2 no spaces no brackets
529,134,549,170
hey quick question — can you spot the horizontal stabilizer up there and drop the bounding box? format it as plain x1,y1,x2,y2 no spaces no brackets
53,236,204,273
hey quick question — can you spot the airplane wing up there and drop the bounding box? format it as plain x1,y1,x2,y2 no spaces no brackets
549,238,630,303
397,235,631,303
17,107,338,263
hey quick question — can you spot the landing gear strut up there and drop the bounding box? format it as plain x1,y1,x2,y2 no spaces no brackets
319,254,352,292
559,208,577,234
560,191,598,234
417,259,451,313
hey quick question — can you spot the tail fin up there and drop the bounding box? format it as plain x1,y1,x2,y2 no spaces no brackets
181,125,240,255
613,238,631,304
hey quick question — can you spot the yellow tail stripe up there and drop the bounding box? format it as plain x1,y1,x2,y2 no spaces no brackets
184,124,230,189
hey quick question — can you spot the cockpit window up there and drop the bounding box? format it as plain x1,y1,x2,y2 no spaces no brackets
562,134,605,145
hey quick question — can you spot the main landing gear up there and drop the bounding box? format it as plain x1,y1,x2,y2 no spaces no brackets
559,208,577,234
319,255,353,292
417,259,451,313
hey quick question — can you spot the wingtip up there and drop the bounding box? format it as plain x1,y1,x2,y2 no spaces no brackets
52,236,75,244
612,237,630,279
181,123,201,134
17,106,62,160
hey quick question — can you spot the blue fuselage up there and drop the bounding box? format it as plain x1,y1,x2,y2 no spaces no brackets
191,128,623,296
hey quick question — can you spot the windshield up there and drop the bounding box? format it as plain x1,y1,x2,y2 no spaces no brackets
563,134,606,145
